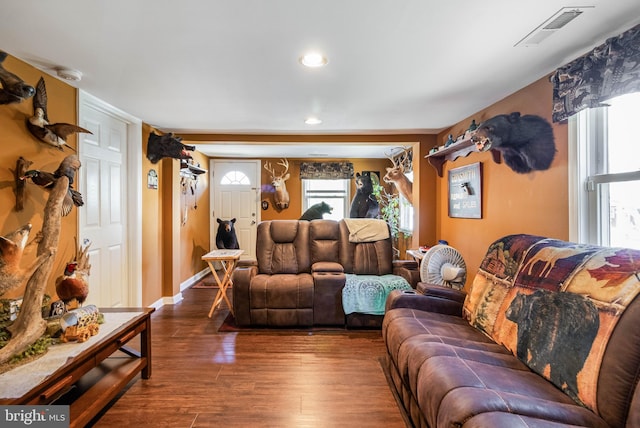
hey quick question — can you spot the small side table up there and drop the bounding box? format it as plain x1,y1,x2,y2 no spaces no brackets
406,249,425,263
202,249,244,318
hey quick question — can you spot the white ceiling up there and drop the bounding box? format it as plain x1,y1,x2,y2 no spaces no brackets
1,1,639,158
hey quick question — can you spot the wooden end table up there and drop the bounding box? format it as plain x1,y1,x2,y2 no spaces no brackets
202,249,244,318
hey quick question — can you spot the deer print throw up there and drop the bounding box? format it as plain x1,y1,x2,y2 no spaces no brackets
463,234,640,410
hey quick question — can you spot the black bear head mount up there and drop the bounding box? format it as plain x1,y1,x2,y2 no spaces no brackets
474,112,556,174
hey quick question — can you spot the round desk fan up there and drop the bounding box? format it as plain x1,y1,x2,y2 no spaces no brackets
420,245,467,290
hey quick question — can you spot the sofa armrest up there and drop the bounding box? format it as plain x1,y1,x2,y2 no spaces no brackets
312,262,344,273
392,260,420,288
232,265,258,326
385,289,463,317
416,282,467,304
392,259,418,269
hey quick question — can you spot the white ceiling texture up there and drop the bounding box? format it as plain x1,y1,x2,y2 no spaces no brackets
1,1,639,158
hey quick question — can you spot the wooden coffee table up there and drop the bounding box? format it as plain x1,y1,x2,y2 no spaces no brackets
0,307,154,428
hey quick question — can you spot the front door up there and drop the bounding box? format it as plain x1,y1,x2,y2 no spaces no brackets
78,101,128,307
210,160,260,261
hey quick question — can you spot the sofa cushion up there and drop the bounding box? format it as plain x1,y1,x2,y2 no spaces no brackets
309,219,341,264
383,307,608,428
464,234,640,413
256,220,310,274
248,273,314,326
338,220,393,275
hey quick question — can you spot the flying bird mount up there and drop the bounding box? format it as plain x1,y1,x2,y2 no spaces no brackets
27,77,92,150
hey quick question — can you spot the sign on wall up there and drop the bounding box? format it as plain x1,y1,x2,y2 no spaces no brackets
147,169,158,189
448,162,482,218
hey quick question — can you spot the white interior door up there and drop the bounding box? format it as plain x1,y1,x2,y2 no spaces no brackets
210,160,260,261
78,103,128,307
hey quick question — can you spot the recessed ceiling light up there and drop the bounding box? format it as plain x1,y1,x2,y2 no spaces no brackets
299,52,328,68
305,117,322,125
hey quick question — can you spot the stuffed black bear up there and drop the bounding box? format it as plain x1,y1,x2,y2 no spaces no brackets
300,201,333,221
475,112,556,174
349,172,380,218
215,218,239,249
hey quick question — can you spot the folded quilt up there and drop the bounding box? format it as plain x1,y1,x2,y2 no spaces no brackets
343,273,412,315
342,218,390,242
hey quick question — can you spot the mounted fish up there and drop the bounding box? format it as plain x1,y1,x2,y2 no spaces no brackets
20,154,84,216
27,77,92,150
0,51,35,105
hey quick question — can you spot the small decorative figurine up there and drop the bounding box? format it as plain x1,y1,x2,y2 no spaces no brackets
444,134,455,147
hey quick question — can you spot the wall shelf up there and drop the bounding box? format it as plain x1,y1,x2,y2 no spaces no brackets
426,133,501,177
180,162,207,179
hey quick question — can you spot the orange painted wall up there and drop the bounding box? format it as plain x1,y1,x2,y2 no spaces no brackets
434,76,569,289
258,158,394,220
141,124,164,305
179,150,210,280
0,54,79,301
142,132,212,304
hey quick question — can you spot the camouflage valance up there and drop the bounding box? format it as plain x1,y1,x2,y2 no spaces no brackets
299,161,354,179
550,23,640,123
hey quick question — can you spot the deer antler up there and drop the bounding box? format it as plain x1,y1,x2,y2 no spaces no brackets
264,161,275,176
277,158,289,176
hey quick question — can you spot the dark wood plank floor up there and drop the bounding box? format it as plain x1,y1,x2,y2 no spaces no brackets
90,282,407,427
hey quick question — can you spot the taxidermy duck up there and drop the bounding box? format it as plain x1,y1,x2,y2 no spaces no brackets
55,242,91,309
27,77,92,150
0,50,35,105
20,155,84,216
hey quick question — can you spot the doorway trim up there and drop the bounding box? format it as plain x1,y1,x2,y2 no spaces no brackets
78,90,143,306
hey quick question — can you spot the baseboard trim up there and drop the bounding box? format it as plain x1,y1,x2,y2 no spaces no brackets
180,267,212,292
149,291,184,309
148,269,210,309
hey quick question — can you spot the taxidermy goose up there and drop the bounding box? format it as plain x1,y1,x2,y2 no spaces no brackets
20,155,84,216
0,51,35,105
27,77,92,150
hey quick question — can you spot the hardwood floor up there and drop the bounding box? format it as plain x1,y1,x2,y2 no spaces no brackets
90,282,407,427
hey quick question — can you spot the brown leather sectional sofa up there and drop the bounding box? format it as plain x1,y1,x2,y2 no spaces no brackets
383,234,640,427
232,219,417,327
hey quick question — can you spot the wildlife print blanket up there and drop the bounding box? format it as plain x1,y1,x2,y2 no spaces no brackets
463,234,640,410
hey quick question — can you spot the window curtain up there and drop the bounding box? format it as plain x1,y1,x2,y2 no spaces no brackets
549,23,640,123
299,161,354,179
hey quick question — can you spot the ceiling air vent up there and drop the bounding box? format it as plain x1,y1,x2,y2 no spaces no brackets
515,7,593,47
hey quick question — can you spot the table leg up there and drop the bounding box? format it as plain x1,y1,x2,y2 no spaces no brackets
207,260,237,318
218,260,236,316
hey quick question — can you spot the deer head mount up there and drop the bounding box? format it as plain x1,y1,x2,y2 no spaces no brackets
383,147,413,205
264,158,290,209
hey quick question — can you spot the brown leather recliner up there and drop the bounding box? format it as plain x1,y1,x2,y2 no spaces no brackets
233,220,314,326
233,219,418,327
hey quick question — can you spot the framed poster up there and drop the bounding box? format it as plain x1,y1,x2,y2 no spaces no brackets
448,162,482,218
